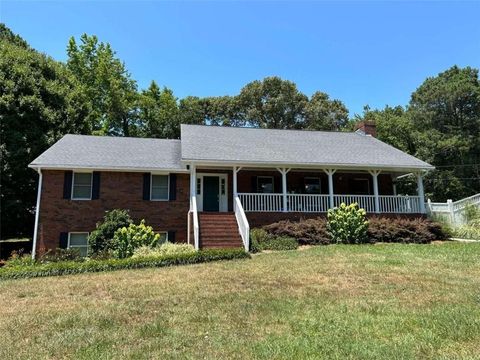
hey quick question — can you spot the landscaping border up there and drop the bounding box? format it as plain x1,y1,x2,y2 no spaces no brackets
0,249,249,280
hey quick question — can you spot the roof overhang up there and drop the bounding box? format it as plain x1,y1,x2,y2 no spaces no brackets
28,164,190,173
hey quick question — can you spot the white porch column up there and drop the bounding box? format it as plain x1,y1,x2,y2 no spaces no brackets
277,168,290,212
324,169,336,209
416,172,426,213
32,169,43,260
369,170,381,213
189,163,196,205
233,166,242,211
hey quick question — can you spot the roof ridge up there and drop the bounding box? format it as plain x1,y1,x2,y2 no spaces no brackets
180,124,359,135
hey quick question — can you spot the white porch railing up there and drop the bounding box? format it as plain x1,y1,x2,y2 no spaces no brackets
333,195,376,213
234,196,250,251
379,195,421,213
238,193,423,214
288,194,330,212
239,193,283,212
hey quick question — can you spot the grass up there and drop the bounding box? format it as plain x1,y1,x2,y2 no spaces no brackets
1,242,480,359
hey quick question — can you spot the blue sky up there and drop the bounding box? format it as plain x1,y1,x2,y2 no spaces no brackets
1,1,479,116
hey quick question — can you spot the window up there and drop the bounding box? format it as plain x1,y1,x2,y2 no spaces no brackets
68,232,89,256
257,176,274,193
72,172,92,200
221,178,226,195
352,178,370,195
196,177,201,195
304,177,321,194
158,232,168,244
151,175,169,200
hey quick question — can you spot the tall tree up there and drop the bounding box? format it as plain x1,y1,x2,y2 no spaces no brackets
0,28,89,239
67,34,138,136
238,76,308,129
305,91,349,131
139,81,180,138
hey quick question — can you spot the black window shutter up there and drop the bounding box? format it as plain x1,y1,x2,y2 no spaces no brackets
169,174,177,201
168,231,176,243
143,173,151,200
251,176,257,193
92,172,101,199
63,171,73,199
59,232,68,249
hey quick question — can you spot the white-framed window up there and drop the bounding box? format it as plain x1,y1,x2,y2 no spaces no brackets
68,232,89,257
257,176,274,193
72,172,92,200
151,174,169,200
158,232,168,244
304,177,321,194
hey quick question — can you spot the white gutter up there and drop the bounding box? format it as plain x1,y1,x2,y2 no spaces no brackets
31,168,42,260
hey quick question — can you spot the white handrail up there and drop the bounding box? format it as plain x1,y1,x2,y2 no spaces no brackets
191,196,199,250
235,196,250,251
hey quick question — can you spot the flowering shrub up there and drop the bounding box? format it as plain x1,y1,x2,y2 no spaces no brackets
112,220,161,259
327,203,369,244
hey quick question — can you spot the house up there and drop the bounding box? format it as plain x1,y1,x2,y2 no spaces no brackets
28,122,433,256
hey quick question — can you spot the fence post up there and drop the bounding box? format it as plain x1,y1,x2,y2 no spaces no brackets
447,199,454,224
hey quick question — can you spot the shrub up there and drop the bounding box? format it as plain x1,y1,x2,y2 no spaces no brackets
327,203,369,244
453,224,480,240
88,209,133,254
463,203,480,223
4,251,36,268
368,217,449,243
259,236,298,251
112,220,161,259
0,249,250,280
132,243,195,258
39,248,83,262
263,218,330,245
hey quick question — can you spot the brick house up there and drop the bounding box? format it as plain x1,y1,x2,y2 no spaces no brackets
29,122,433,256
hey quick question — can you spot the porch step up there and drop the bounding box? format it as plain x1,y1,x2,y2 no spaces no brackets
198,213,243,249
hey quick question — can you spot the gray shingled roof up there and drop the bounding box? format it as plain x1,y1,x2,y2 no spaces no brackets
181,125,433,170
29,135,185,171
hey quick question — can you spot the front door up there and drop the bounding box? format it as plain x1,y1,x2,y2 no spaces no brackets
203,176,220,211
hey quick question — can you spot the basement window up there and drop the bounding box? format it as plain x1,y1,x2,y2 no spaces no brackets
68,232,89,257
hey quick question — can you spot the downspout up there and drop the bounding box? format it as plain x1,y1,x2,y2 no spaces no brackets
31,168,42,260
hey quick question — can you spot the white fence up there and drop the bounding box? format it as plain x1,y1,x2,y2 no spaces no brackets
427,193,480,225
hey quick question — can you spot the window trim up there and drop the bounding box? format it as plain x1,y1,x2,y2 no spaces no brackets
68,232,89,256
150,173,170,201
257,176,275,194
158,231,168,243
71,172,93,200
304,177,321,194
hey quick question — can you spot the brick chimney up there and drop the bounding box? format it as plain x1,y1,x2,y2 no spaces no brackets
354,121,376,137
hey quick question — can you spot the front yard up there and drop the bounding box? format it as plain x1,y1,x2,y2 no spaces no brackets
1,243,480,359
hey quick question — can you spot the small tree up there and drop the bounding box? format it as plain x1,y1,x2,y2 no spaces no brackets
88,209,132,254
327,203,369,244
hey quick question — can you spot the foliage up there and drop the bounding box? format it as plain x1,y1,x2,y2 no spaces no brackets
4,251,35,268
0,31,89,239
38,248,83,262
305,91,349,131
367,217,449,244
88,209,133,254
452,224,480,240
0,249,249,280
263,218,330,245
327,203,369,244
112,220,161,259
67,34,138,136
258,236,298,251
132,243,195,258
463,203,480,223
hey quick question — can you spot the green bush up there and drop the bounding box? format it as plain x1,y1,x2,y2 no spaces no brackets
453,224,480,240
112,220,161,259
327,203,369,244
132,243,195,258
259,236,298,251
88,209,132,254
263,217,330,245
463,203,480,223
0,249,250,280
39,248,83,262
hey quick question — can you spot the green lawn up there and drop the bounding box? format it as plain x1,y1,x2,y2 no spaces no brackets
1,243,480,359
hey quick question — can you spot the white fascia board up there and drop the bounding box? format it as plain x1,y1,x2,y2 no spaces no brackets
28,164,190,173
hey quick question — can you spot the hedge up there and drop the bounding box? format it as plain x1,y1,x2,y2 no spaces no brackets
0,249,250,280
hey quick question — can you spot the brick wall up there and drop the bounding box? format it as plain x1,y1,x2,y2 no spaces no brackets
37,170,190,252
